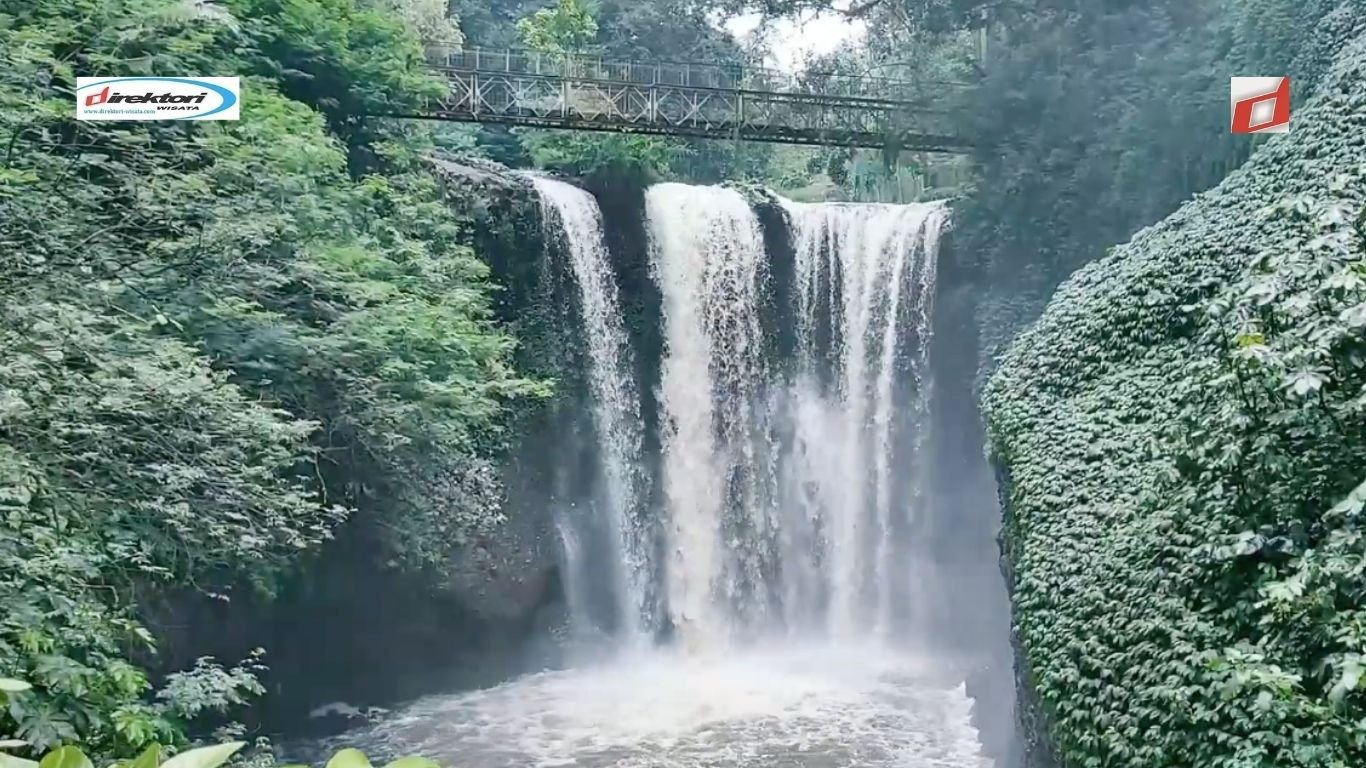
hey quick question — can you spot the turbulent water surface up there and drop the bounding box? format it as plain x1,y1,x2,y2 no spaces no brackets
345,182,985,767
357,645,988,768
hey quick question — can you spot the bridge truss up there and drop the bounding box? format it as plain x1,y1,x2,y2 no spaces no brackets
397,48,973,152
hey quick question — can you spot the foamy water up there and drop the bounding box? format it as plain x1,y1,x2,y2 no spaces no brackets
351,644,990,768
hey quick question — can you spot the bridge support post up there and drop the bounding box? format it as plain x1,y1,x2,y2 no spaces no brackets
881,135,901,171
734,91,743,142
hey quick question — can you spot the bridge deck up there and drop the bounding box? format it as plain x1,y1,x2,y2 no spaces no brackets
394,48,973,152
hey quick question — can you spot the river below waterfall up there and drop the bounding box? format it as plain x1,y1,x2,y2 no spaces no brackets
330,178,993,767
348,644,988,768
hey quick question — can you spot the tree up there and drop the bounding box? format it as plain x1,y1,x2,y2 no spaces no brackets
516,0,598,52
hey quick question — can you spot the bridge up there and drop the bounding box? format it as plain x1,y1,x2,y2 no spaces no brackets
398,47,973,152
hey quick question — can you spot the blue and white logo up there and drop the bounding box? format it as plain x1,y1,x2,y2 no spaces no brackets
76,77,240,121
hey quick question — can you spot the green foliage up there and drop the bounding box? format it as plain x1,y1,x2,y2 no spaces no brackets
226,0,449,170
0,738,435,768
1,0,543,756
520,130,678,180
372,0,463,48
0,677,248,759
515,0,598,53
983,24,1366,767
0,738,427,768
932,0,1349,371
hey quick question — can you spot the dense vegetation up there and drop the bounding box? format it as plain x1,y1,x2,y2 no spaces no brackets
936,0,1355,367
983,11,1366,767
0,0,546,757
0,710,434,768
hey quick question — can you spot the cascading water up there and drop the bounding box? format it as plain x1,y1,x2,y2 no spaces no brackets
526,175,649,647
782,200,948,642
342,182,989,768
646,188,948,645
645,183,776,647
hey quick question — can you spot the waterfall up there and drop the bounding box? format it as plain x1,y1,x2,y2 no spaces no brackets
528,175,648,645
645,183,773,648
347,183,988,768
645,184,948,647
785,200,947,640
528,178,948,647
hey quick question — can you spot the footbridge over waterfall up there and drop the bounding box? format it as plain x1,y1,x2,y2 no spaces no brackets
400,47,974,151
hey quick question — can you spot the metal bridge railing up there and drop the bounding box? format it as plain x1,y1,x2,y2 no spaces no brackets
404,45,976,151
435,47,966,104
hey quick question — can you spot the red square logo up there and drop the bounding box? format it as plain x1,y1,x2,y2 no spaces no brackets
1231,77,1290,134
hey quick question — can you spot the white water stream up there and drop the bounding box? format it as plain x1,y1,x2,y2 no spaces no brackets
345,182,982,767
528,175,649,645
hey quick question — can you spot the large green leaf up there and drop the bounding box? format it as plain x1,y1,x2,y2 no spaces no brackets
0,680,31,693
38,747,92,768
125,744,161,768
158,743,244,768
324,749,372,768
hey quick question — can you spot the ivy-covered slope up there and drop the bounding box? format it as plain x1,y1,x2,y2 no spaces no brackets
983,12,1366,768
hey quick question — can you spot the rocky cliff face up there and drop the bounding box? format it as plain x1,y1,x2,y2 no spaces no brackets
430,156,567,627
